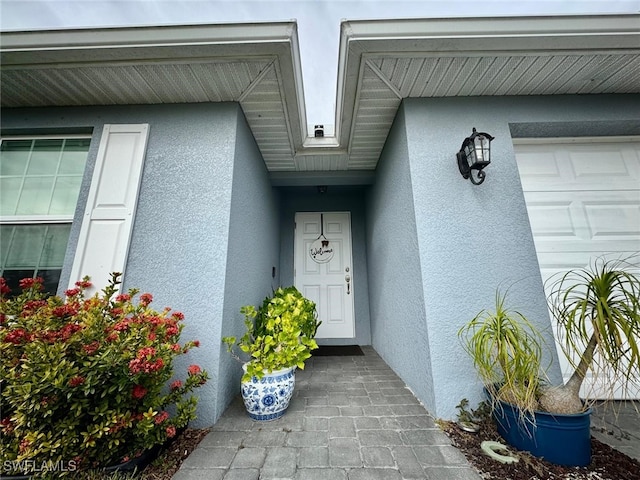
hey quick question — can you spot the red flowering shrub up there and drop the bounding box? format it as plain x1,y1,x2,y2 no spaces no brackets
0,273,208,475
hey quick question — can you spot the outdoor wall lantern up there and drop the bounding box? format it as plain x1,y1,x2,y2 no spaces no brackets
456,127,494,185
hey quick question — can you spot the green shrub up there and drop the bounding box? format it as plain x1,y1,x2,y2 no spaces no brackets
0,273,208,475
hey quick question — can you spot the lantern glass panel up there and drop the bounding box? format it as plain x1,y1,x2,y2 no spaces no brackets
474,137,483,163
464,142,475,167
474,135,491,166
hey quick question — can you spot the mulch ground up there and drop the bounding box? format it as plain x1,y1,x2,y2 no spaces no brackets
139,428,210,480
439,417,640,480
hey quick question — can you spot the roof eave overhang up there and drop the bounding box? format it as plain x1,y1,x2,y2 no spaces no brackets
0,21,308,151
2,15,639,174
335,14,640,152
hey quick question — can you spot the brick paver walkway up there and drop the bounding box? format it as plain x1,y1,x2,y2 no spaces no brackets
172,346,481,480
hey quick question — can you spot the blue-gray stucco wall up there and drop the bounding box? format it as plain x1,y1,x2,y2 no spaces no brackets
4,93,639,425
0,103,279,426
365,104,436,411
278,186,372,346
219,111,282,418
368,94,640,420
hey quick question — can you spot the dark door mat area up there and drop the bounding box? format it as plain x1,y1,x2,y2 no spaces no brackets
313,345,364,356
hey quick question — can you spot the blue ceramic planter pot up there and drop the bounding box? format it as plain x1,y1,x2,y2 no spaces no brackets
241,365,296,421
491,396,592,467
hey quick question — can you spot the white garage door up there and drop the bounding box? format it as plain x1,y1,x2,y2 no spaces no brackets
515,137,640,399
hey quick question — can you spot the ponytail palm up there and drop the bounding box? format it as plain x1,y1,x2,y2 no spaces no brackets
458,291,545,419
540,258,640,414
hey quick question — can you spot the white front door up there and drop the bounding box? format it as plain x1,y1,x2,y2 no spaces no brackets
515,137,640,399
294,212,355,339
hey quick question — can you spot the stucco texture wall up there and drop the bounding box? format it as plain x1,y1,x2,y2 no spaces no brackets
0,103,279,427
366,103,436,412
218,111,281,418
401,94,640,420
121,103,242,427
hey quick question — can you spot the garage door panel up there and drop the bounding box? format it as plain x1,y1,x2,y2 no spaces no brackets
537,251,640,273
524,190,640,246
569,147,632,180
537,253,639,302
517,140,640,191
584,201,640,239
516,137,640,400
525,200,581,238
534,240,640,254
516,150,562,179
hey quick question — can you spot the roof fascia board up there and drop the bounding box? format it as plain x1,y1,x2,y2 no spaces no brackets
335,14,640,154
0,22,300,68
341,15,640,46
0,22,298,52
334,20,362,153
278,21,308,145
340,15,640,59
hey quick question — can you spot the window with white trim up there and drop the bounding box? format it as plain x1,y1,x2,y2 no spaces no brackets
0,136,90,295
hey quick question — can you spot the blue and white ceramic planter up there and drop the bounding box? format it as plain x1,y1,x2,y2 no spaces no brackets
241,365,296,421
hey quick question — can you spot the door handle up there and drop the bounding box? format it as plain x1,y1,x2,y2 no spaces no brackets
345,274,351,295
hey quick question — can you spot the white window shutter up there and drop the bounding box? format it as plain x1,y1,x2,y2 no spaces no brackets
69,124,149,292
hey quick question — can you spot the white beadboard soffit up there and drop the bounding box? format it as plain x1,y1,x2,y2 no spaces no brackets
1,15,639,173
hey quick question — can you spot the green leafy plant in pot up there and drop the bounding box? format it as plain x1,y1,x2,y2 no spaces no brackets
222,286,320,420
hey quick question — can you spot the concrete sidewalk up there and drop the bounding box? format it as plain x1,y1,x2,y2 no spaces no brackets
172,346,481,480
172,346,640,479
591,399,640,462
